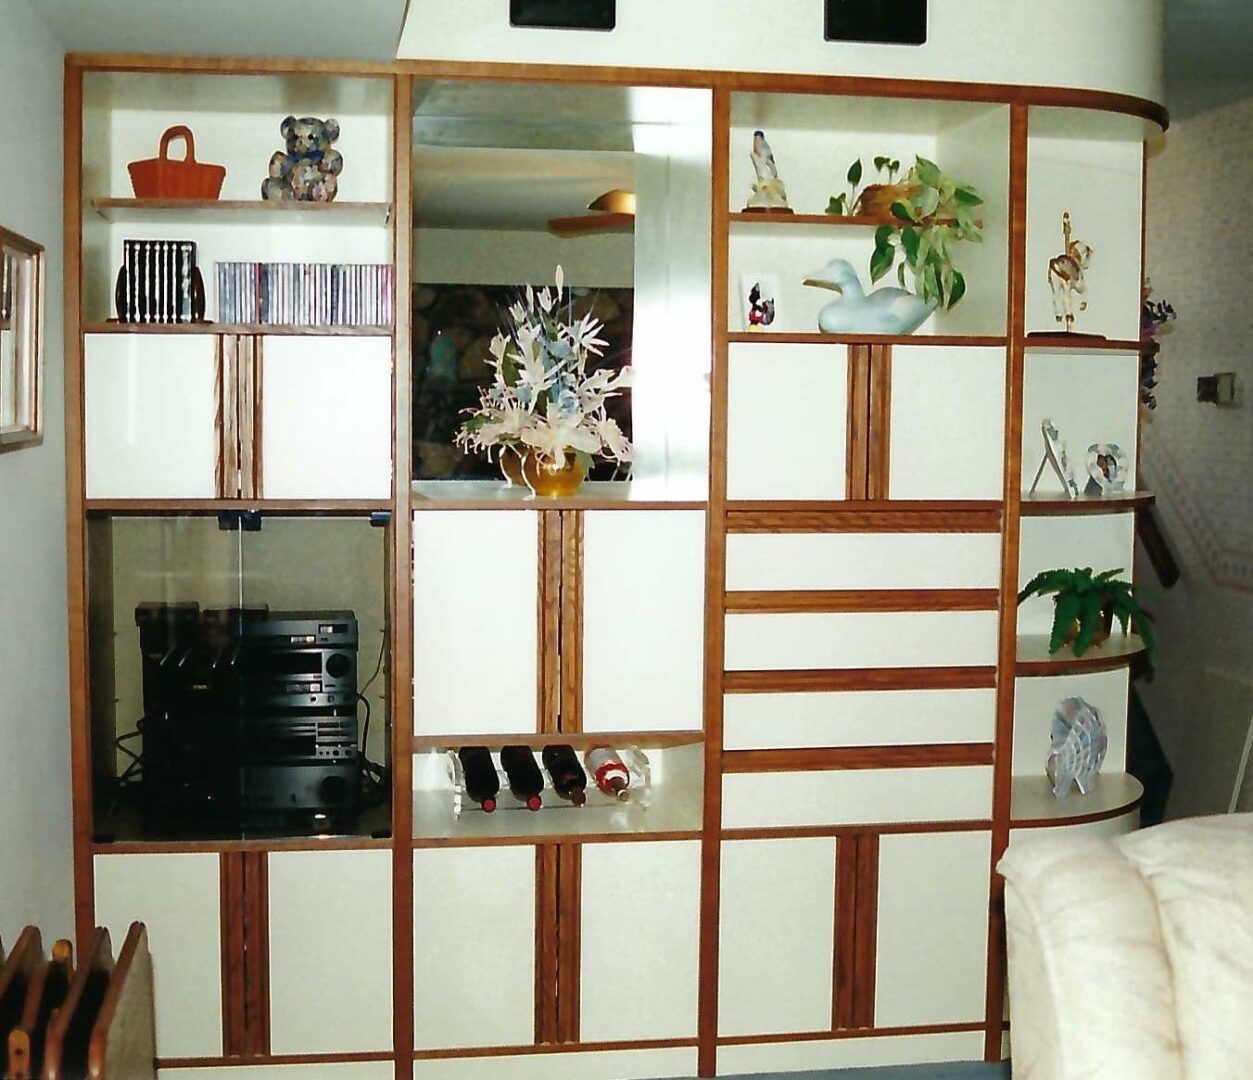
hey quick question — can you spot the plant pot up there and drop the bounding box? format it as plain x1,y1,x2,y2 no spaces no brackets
1056,603,1114,652
498,445,525,487
522,453,585,498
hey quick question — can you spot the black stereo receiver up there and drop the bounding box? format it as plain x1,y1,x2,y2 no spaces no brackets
134,604,361,831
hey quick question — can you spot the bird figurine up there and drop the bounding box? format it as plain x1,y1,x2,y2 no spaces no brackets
745,129,791,212
802,258,936,334
1047,697,1108,800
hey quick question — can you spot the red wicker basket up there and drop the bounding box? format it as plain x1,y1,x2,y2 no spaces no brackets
127,126,226,200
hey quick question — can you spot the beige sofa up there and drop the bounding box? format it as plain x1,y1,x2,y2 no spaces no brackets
999,812,1253,1080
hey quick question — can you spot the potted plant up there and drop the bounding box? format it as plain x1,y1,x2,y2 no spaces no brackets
456,266,633,497
869,155,984,311
1017,567,1157,661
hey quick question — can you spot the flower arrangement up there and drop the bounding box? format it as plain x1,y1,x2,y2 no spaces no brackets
456,267,633,494
1140,279,1177,410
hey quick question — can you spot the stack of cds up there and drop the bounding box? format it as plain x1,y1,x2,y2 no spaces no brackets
215,262,394,328
116,239,203,324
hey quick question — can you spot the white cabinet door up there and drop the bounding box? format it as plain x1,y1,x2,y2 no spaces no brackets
267,850,392,1055
582,511,705,733
260,336,392,500
84,334,219,499
718,837,838,1037
93,853,223,1059
875,831,991,1028
727,342,847,501
413,510,539,737
413,847,536,1050
580,841,701,1042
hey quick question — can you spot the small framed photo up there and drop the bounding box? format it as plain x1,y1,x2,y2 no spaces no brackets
740,272,780,332
1085,443,1128,495
1027,418,1080,499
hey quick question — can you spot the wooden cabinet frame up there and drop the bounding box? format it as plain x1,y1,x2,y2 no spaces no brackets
60,50,1163,1080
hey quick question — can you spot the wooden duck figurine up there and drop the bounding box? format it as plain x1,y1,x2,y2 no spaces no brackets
803,258,936,334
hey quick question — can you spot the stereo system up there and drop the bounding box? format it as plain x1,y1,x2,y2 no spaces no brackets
135,604,361,831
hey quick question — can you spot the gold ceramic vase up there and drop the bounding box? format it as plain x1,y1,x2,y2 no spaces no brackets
522,452,585,497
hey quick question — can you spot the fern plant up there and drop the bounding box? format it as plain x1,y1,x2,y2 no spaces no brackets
1017,567,1157,661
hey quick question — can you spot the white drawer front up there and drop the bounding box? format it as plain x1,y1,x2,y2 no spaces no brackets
725,610,1000,670
726,532,1001,592
723,767,993,829
724,688,997,750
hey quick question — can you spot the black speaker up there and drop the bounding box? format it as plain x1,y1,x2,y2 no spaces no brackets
825,0,927,46
510,0,615,31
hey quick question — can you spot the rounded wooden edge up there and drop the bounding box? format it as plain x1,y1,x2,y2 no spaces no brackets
1020,492,1156,516
727,332,1008,347
1010,792,1143,829
1023,336,1143,352
65,54,1168,131
1014,648,1146,677
411,730,704,751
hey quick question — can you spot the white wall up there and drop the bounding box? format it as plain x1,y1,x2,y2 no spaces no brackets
1140,96,1253,819
0,0,73,942
399,0,1164,105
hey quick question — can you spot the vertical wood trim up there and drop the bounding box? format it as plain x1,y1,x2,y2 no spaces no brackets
832,836,857,1030
845,345,871,501
63,61,95,953
556,843,582,1044
220,853,247,1057
236,336,262,501
559,511,584,736
985,101,1030,1062
243,853,271,1057
537,511,563,735
698,84,731,1080
867,345,893,501
1136,142,1148,486
852,834,880,1030
534,845,560,1045
391,72,417,1080
217,335,241,499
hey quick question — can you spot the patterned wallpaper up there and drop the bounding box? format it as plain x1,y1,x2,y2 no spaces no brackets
1144,98,1253,592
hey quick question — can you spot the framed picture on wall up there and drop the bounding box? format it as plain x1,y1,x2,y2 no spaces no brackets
0,225,44,452
740,272,780,332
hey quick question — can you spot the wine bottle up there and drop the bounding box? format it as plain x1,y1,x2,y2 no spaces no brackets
457,745,499,813
585,746,631,801
542,744,588,806
500,745,544,811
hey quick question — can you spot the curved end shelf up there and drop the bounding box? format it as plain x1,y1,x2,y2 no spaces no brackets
1023,335,1142,353
1015,633,1146,676
1010,772,1143,829
1020,491,1154,516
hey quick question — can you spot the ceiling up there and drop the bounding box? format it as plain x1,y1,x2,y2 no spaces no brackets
29,1,1253,120
32,0,410,61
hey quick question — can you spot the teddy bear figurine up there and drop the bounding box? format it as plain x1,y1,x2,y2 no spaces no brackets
261,116,343,202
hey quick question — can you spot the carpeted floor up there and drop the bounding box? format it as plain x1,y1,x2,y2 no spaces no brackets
669,1064,1011,1080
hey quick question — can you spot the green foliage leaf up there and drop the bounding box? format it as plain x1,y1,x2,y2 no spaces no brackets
827,194,848,215
870,236,896,283
954,184,984,207
890,201,917,224
1049,593,1082,655
897,261,908,288
899,225,920,265
914,155,943,189
847,158,863,186
948,269,967,309
917,185,941,220
874,155,890,171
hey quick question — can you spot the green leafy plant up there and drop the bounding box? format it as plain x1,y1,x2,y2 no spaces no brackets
1017,567,1157,661
869,155,983,310
826,155,899,216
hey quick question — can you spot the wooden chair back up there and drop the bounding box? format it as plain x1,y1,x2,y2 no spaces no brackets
7,941,73,1080
41,929,112,1080
0,927,44,1076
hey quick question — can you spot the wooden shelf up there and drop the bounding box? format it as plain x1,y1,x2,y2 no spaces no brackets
1010,773,1144,828
411,731,704,752
1015,633,1146,676
411,479,708,511
1024,335,1142,352
83,322,391,337
90,198,392,226
727,332,1007,347
729,211,893,227
411,788,702,847
1021,491,1155,516
85,499,389,514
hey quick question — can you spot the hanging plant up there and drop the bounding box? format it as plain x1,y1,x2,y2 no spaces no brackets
826,155,900,216
868,155,984,310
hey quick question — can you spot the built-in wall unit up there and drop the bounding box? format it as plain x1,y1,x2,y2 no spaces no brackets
62,6,1165,1076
